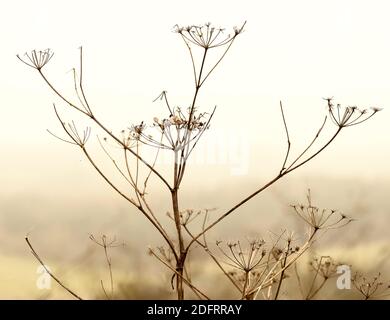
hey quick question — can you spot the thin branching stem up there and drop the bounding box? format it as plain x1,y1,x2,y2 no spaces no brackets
149,249,210,300
279,101,291,174
185,125,343,253
273,240,291,299
38,69,172,190
25,236,83,300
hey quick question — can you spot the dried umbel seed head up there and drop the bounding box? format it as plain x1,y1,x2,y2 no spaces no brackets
17,49,54,70
170,115,185,126
292,203,353,231
129,105,213,152
129,122,146,140
352,272,390,299
291,190,353,231
89,234,123,248
173,22,246,49
216,238,267,272
271,247,283,260
248,238,265,250
325,97,382,128
178,208,209,226
310,256,340,279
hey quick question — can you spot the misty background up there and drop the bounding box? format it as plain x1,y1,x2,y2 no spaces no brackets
0,0,389,298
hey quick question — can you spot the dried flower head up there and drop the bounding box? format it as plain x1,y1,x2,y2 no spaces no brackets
129,105,213,152
309,256,340,279
174,22,246,49
17,49,54,70
216,238,266,272
325,97,381,128
89,234,124,248
291,189,353,232
352,272,390,300
129,121,146,141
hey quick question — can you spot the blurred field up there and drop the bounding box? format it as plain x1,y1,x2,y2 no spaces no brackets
1,176,389,299
1,242,389,299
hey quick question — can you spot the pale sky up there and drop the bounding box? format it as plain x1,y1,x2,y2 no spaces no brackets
1,0,390,196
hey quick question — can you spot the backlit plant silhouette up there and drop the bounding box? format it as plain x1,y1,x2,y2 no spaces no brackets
18,22,382,300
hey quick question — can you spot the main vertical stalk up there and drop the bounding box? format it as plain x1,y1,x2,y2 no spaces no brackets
173,149,185,299
172,188,185,299
172,48,208,300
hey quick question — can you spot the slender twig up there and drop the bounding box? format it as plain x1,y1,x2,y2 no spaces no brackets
182,224,242,293
251,231,317,299
279,101,291,174
274,240,291,299
78,46,93,115
149,249,210,300
305,256,324,300
185,126,342,253
199,21,246,86
97,136,137,190
38,69,172,190
25,236,83,300
143,133,163,194
294,263,305,299
52,105,178,261
103,240,114,299
82,145,178,261
179,36,198,86
285,116,328,171
307,278,327,300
